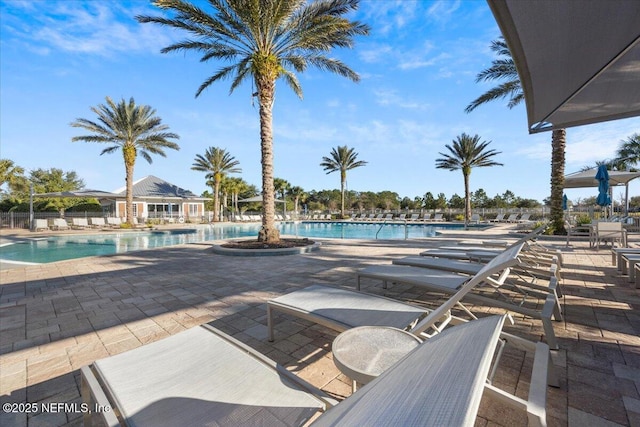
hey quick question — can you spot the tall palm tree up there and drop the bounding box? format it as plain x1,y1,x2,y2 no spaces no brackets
192,147,241,222
137,0,369,243
465,37,567,234
615,133,640,170
435,133,503,224
70,97,179,225
320,145,367,218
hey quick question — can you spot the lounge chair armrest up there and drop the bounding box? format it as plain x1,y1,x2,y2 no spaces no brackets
80,366,121,427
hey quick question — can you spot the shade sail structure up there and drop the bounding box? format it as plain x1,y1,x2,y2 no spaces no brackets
488,0,640,133
34,189,120,198
238,195,285,203
563,170,640,189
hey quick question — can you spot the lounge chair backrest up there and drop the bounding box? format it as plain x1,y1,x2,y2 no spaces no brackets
90,217,105,226
312,315,506,426
73,218,88,227
34,219,49,230
597,221,622,232
506,224,547,249
411,242,524,335
53,218,68,228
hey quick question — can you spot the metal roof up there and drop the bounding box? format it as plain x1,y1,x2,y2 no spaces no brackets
113,176,205,199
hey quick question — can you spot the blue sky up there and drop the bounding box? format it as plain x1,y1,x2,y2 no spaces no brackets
1,0,638,205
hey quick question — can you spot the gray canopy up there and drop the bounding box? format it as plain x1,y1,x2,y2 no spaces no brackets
489,0,640,133
564,170,640,189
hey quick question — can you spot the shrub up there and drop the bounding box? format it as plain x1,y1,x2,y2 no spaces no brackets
575,214,591,226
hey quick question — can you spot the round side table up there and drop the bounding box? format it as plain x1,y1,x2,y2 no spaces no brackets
332,326,421,392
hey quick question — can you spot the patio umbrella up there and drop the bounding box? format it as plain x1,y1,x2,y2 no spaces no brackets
595,165,611,207
562,194,568,211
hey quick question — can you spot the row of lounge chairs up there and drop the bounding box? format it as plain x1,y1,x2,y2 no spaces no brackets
354,213,445,222
236,214,293,222
82,226,559,426
32,217,125,231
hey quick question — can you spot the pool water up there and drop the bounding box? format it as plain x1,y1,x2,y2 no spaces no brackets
0,221,489,264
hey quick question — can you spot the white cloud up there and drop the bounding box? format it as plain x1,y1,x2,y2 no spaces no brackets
358,44,393,63
427,0,462,23
372,89,430,110
3,1,173,57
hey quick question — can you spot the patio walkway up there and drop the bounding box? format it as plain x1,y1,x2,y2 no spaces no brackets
0,227,639,426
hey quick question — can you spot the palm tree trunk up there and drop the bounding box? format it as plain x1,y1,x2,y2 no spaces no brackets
213,179,221,222
340,172,346,218
550,129,566,234
463,171,471,224
123,145,136,225
256,77,280,243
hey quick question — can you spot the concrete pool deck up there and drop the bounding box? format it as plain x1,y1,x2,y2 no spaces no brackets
0,225,639,426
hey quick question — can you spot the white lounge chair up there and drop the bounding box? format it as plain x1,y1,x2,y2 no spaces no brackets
518,213,532,223
132,217,147,228
72,218,89,229
268,264,557,425
470,213,481,223
90,217,106,228
432,213,444,222
107,217,122,227
356,243,560,349
51,218,69,230
408,213,420,222
491,213,505,222
33,219,49,231
383,213,394,221
82,312,554,427
505,213,519,223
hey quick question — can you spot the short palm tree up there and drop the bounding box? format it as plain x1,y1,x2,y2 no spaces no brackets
192,147,241,222
320,145,367,218
0,159,27,194
70,97,180,225
289,186,306,215
137,0,369,243
615,133,640,170
221,176,249,219
435,133,503,224
466,37,566,234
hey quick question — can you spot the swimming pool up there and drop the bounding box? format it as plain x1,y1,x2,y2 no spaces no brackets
0,221,490,264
